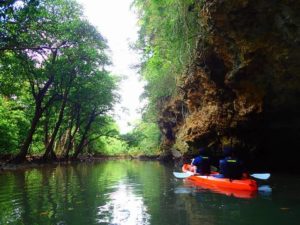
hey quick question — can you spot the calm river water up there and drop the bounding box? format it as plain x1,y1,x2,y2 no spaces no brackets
0,160,299,225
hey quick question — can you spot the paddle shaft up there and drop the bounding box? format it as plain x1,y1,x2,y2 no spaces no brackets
174,171,270,180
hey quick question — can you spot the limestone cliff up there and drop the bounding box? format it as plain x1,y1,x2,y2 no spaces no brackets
158,0,300,170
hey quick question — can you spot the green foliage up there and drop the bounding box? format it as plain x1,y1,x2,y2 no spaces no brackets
0,0,119,159
133,0,202,103
0,52,28,97
0,0,203,158
122,121,161,156
86,119,161,157
82,117,121,155
0,97,29,154
130,0,203,154
97,137,129,156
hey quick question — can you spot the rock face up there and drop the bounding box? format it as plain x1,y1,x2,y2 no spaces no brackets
158,0,300,171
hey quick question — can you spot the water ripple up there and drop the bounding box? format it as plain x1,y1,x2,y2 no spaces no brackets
96,180,150,225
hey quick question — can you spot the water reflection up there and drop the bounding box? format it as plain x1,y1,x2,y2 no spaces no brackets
0,161,159,225
97,180,150,224
1,161,300,225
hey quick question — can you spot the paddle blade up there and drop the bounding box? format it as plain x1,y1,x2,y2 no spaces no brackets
250,173,271,180
258,185,272,193
173,171,194,179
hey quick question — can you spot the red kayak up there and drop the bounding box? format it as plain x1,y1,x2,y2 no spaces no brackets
182,164,258,198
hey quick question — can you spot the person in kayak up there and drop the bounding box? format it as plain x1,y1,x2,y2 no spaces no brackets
190,147,211,175
213,146,244,179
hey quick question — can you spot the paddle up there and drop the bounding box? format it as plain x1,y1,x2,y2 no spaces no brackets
250,173,270,180
173,171,194,178
258,185,272,193
173,171,271,180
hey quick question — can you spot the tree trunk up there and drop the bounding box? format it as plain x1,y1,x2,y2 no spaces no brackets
43,92,68,161
55,128,66,156
72,110,96,159
43,109,50,148
12,104,43,163
64,105,81,159
64,128,76,160
11,50,58,163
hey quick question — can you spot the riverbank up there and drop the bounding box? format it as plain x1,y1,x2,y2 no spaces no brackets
0,154,161,171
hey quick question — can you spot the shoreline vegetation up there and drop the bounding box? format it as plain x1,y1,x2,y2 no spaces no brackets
0,0,161,163
0,154,161,171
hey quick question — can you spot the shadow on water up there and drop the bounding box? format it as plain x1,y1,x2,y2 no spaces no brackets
0,160,300,225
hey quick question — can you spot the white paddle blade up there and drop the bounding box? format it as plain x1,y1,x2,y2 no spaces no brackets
173,171,194,179
258,185,272,193
250,173,271,180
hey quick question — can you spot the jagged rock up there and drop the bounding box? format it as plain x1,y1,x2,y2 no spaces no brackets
158,0,300,171
171,148,182,158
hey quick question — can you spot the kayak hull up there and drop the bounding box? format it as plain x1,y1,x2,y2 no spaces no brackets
183,178,257,199
182,164,258,192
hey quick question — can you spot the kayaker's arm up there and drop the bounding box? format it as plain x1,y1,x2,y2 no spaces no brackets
190,158,194,165
190,158,197,173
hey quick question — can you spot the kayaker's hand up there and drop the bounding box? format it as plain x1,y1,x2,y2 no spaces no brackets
242,173,249,178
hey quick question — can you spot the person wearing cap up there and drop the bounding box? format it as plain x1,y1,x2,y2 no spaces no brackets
214,146,244,179
190,147,211,175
